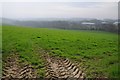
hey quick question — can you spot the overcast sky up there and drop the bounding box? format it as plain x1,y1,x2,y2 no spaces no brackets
0,0,119,2
1,2,118,20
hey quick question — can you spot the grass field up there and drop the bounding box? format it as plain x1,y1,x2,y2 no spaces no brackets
2,25,118,78
0,25,2,78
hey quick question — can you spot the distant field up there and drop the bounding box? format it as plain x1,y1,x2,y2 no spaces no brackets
2,25,118,78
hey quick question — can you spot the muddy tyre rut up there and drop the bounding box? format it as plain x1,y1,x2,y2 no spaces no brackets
2,52,86,79
45,54,85,80
2,53,37,79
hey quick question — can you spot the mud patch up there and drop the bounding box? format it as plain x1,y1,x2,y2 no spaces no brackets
2,53,37,79
44,54,86,80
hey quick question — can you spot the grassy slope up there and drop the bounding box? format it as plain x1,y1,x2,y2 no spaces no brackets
2,25,118,78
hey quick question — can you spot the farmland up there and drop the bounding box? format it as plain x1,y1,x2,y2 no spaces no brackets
2,25,118,78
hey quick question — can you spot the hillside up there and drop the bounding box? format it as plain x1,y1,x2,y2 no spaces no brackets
2,25,118,78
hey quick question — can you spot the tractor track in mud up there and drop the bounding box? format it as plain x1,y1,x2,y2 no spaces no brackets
2,51,86,79
2,53,37,79
44,54,86,80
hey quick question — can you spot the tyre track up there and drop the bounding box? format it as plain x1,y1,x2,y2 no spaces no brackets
2,53,37,79
45,54,85,80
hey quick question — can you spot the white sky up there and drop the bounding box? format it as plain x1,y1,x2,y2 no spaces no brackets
0,0,119,2
0,1,118,20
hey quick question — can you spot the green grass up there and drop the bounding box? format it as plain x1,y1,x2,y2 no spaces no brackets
2,25,118,78
0,25,2,78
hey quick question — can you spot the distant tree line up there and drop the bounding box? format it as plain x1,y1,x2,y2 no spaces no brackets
14,21,118,33
2,18,119,33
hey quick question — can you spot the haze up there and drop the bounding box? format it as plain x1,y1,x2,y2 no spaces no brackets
1,2,118,20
